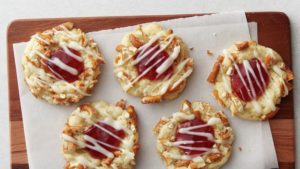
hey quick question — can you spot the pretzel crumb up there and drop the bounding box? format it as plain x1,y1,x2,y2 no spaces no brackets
213,33,217,36
207,50,212,55
189,47,194,50
238,147,242,151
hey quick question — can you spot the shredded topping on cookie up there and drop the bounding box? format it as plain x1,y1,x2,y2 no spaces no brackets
154,100,234,168
61,100,139,169
114,24,194,104
23,22,105,105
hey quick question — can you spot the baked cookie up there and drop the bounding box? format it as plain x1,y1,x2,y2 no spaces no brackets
22,22,105,106
113,23,194,104
61,99,139,169
153,100,234,169
207,40,294,121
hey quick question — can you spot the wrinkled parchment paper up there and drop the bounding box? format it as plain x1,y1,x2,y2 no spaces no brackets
13,11,278,169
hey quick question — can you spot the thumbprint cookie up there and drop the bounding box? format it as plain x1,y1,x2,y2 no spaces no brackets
207,40,294,121
113,23,194,104
22,22,105,106
153,100,234,169
61,99,139,169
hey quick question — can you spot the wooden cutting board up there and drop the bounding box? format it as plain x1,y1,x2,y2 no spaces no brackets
7,12,294,169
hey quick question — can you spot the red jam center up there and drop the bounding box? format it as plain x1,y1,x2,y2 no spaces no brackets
230,58,269,102
83,122,125,159
134,46,174,80
47,48,84,83
175,118,215,155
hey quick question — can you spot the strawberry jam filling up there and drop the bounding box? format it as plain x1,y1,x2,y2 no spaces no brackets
84,122,125,159
47,48,84,83
175,118,215,155
230,58,269,102
134,46,174,80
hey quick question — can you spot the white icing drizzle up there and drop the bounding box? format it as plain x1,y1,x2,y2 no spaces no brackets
68,41,103,61
252,100,262,113
220,63,232,93
281,77,289,95
178,117,221,142
164,152,216,161
173,112,195,121
35,77,60,93
31,34,50,45
273,65,289,95
145,34,177,65
170,69,192,90
27,63,91,96
224,50,253,99
123,58,164,92
273,65,284,76
131,31,165,65
32,50,78,75
64,154,97,168
62,134,114,159
160,58,191,94
156,45,180,75
62,45,83,62
269,48,276,58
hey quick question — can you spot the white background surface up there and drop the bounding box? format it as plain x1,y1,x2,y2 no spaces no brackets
0,0,299,168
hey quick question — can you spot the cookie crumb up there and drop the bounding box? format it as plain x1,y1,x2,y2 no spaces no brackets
207,50,212,55
214,33,217,36
238,147,242,151
189,47,194,50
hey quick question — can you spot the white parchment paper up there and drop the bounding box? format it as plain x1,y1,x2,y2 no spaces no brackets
13,11,278,169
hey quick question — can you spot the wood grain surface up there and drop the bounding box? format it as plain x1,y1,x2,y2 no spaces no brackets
7,12,294,169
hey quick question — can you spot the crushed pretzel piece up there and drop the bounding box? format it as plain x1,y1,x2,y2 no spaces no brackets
114,151,122,157
116,99,125,109
218,111,229,127
207,50,212,55
63,162,70,169
102,158,113,166
285,65,295,81
206,153,223,163
78,104,96,115
36,32,51,45
165,29,173,37
238,147,242,151
153,117,168,133
53,22,73,31
219,130,231,140
115,45,125,53
189,47,194,50
127,105,137,131
131,144,140,155
174,160,191,167
234,41,249,51
262,107,280,120
141,95,162,104
129,34,143,48
168,80,184,93
193,110,202,122
212,90,225,107
207,55,225,83
264,54,274,68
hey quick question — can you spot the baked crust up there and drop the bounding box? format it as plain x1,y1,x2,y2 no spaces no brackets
22,22,105,106
61,100,139,169
208,40,294,121
113,23,193,103
153,100,234,169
